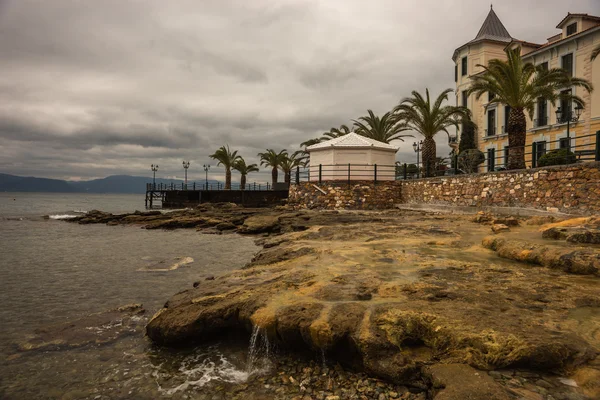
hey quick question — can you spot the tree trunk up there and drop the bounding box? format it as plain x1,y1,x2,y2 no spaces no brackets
284,170,291,184
240,174,246,190
225,168,231,190
421,136,436,177
507,107,526,170
271,167,278,188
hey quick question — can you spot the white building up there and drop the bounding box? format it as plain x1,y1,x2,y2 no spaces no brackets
306,133,399,181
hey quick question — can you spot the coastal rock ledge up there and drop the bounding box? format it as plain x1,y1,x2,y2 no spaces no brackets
138,208,600,399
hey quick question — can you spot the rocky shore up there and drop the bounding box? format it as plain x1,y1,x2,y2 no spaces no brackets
64,205,600,399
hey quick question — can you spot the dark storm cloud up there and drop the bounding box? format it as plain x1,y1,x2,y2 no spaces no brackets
0,0,597,181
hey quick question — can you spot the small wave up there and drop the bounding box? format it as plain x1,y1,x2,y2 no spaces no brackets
154,348,250,395
137,256,194,272
48,214,79,220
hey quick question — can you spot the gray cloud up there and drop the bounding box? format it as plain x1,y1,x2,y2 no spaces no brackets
0,0,597,182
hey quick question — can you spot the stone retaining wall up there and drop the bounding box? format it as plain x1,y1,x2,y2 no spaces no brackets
401,162,600,214
289,181,401,210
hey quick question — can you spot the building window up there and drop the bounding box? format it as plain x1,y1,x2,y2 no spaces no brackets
487,148,496,172
533,141,547,166
487,109,496,136
559,138,570,149
504,106,511,133
566,22,577,36
462,56,467,76
536,98,547,127
562,53,573,77
462,91,468,107
559,89,572,123
455,65,458,82
539,62,548,71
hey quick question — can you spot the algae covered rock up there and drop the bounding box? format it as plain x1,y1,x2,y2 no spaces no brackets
239,214,281,234
426,364,509,400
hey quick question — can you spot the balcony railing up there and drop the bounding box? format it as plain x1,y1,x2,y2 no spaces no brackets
534,116,548,128
485,126,496,137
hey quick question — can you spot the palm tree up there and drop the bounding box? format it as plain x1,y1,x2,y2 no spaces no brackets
233,157,259,190
591,45,600,62
280,152,302,184
352,110,412,144
321,124,352,140
209,145,240,190
467,46,593,169
258,149,287,188
394,89,469,176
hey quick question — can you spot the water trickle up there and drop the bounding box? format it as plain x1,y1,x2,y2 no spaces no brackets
321,348,327,369
247,325,271,374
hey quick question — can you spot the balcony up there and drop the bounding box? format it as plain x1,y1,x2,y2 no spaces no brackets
534,116,548,128
485,126,496,137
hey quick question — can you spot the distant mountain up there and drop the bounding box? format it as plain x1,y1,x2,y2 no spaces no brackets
0,173,219,194
0,173,78,193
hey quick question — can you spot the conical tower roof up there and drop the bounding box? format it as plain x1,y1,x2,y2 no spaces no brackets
469,5,512,44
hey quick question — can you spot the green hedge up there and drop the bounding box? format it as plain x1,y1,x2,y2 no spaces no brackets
537,148,576,167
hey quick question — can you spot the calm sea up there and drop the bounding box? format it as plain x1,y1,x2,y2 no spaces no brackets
0,193,260,399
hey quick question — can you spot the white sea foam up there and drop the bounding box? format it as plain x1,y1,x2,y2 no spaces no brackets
155,349,249,395
48,214,78,220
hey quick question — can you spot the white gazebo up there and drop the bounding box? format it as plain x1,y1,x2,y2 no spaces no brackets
306,132,399,181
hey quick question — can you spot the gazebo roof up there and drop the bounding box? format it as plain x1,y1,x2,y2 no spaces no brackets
306,132,399,152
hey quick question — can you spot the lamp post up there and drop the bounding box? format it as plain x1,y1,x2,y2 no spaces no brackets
555,104,583,151
203,164,210,190
413,140,423,178
182,160,190,189
151,164,159,189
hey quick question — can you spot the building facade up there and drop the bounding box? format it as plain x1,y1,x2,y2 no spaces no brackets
453,6,600,171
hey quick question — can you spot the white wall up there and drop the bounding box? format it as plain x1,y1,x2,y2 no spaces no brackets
309,148,396,181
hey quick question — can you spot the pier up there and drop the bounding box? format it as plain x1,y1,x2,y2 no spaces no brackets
145,182,288,208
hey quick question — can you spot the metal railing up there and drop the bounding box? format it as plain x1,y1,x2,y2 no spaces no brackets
293,164,398,184
479,131,599,172
146,181,272,191
396,131,600,178
533,116,549,128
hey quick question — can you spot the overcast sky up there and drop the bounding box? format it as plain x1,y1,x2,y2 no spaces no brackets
0,0,598,182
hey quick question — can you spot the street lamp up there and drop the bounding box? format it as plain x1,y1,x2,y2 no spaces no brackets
182,160,190,188
203,164,210,190
413,141,423,178
556,104,583,151
151,164,159,189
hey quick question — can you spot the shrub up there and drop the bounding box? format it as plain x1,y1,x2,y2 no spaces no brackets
537,148,576,167
457,149,485,173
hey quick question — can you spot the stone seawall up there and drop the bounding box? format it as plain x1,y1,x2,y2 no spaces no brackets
401,162,600,214
289,181,401,210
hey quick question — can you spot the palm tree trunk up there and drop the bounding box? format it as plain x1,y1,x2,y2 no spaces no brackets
225,168,231,190
421,136,436,177
271,167,278,188
507,108,526,170
284,170,291,184
240,174,246,190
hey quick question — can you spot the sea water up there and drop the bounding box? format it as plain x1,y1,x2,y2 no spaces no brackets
0,193,265,399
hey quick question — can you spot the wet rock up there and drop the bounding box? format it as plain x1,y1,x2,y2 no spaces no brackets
572,367,600,399
17,304,145,352
542,227,600,244
239,215,281,234
491,224,510,234
472,212,493,224
482,237,600,275
425,364,510,400
492,217,519,227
